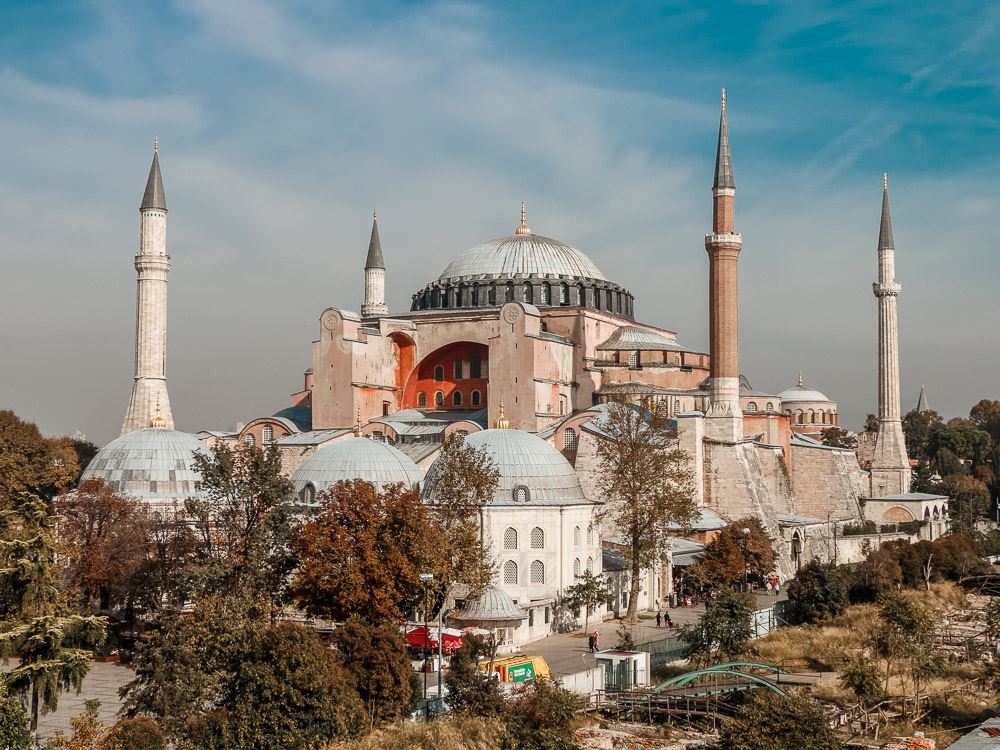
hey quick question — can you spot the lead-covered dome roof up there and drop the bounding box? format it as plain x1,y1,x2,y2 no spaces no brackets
80,427,209,504
438,234,607,284
291,437,423,499
424,429,591,506
778,374,833,404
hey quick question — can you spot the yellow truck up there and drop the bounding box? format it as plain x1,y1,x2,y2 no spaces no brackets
478,654,551,683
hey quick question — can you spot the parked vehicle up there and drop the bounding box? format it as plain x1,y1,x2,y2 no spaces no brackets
478,654,550,683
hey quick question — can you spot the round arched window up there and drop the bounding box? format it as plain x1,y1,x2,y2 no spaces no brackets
513,485,529,503
530,527,544,549
503,527,517,550
245,434,255,448
262,425,274,445
434,365,444,382
530,560,544,584
503,560,518,585
417,391,427,407
434,391,444,407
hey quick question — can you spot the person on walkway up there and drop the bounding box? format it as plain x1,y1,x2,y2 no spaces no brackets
765,580,773,596
774,582,781,597
656,611,662,628
593,629,600,652
588,633,595,653
665,613,673,629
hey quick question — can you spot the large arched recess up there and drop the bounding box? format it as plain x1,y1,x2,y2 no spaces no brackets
388,333,416,392
401,341,489,411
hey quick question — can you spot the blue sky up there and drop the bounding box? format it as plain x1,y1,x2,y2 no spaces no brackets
0,0,997,443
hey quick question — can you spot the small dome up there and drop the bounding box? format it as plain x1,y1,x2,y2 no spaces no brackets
425,429,588,506
451,584,527,627
80,428,209,504
778,374,832,404
437,234,607,284
291,437,422,499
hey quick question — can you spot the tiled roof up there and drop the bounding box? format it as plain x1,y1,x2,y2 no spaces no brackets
596,326,689,352
438,233,607,283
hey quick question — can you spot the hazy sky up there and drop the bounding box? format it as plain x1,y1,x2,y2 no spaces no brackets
1,1,997,446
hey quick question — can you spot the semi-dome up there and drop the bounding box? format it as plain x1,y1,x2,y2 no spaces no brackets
291,436,423,503
80,427,209,505
424,429,590,506
778,374,833,404
438,234,607,284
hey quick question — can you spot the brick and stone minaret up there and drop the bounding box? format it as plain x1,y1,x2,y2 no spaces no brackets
704,89,744,442
121,141,174,434
361,211,388,317
870,174,910,495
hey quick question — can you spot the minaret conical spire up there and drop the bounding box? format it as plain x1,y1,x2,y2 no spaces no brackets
916,384,930,413
713,89,735,191
140,140,167,211
878,173,893,250
365,210,384,269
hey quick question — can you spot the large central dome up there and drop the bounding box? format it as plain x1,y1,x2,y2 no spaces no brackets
438,234,607,284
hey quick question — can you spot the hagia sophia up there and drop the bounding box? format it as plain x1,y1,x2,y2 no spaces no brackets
80,92,947,646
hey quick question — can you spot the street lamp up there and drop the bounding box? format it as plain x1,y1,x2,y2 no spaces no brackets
741,528,751,592
419,572,434,719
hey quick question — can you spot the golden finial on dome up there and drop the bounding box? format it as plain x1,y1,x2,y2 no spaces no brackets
150,395,166,428
353,407,363,437
494,394,510,430
515,198,531,235
796,372,804,388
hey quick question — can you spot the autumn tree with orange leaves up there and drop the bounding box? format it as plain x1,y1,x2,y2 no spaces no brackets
291,480,450,623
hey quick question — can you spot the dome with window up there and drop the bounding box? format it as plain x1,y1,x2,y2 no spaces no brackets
291,436,423,504
80,427,210,505
423,428,591,506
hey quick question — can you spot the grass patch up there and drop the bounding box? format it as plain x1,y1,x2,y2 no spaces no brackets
326,717,505,750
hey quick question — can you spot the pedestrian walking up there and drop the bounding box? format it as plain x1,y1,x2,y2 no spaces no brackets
774,582,780,597
587,633,595,653
593,629,600,652
656,611,662,628
765,580,773,596
665,613,673,629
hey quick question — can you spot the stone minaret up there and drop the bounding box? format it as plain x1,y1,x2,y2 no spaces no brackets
121,142,174,434
704,89,744,442
870,174,911,495
361,211,388,317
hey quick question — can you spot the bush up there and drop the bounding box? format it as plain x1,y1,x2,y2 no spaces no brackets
98,717,166,750
0,681,29,750
501,680,582,750
681,589,755,666
444,635,505,717
715,692,841,750
330,619,414,726
786,561,848,624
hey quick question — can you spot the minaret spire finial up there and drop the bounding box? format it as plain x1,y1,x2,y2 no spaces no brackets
153,136,158,153
883,173,888,190
721,88,727,112
515,198,531,235
797,372,804,388
354,407,363,437
493,394,511,429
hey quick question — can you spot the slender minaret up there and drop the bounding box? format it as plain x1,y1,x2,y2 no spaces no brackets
704,89,744,442
916,384,930,413
121,141,174,434
870,174,911,495
361,211,388,317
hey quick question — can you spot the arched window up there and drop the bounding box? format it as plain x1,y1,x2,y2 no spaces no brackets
746,402,758,413
540,284,551,305
796,410,804,423
530,560,544,584
431,289,440,308
523,283,532,303
504,283,514,303
530,527,544,549
471,390,481,406
503,527,518,550
594,289,602,309
766,402,774,412
452,390,463,406
559,283,569,305
573,525,581,546
488,284,497,305
301,483,316,505
513,485,529,503
434,365,444,382
440,287,449,308
417,391,427,407
559,394,567,415
809,409,816,423
245,434,255,448
586,557,594,574
573,558,581,577
470,351,482,379
503,561,518,585
628,351,639,368
564,428,577,449
586,524,593,545
434,391,444,407
453,359,463,379
262,425,273,444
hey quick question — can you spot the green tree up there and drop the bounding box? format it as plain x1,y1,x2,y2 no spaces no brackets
715,692,841,750
291,481,450,623
0,411,80,511
185,443,296,606
863,413,879,433
0,679,29,750
593,400,698,622
701,517,776,588
680,589,755,666
98,717,166,750
902,409,943,463
930,424,993,468
422,434,500,598
839,661,883,706
938,475,991,535
970,400,1000,444
444,635,505,717
848,545,902,603
820,427,856,449
501,680,581,750
330,619,414,728
563,571,611,631
873,593,941,696
786,561,848,624
43,699,104,750
0,498,105,743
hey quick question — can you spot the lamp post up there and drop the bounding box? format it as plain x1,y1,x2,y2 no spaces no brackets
419,572,434,719
741,527,751,592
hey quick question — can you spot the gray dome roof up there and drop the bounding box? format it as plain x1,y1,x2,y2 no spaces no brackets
438,234,607,284
426,429,589,506
80,428,209,504
778,375,833,404
451,584,527,626
291,437,422,498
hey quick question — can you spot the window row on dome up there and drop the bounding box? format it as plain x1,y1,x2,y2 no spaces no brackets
784,408,838,424
411,280,634,319
417,389,483,408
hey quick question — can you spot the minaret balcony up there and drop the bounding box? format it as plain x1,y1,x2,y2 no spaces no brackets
873,281,901,297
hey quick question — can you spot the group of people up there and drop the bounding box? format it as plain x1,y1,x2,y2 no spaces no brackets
654,611,673,628
765,575,781,596
587,629,601,653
